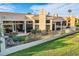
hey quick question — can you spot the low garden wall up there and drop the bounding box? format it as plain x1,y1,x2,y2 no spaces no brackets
0,31,79,56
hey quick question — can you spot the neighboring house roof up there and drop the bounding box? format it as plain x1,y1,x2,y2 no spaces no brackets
0,12,26,15
52,17,65,22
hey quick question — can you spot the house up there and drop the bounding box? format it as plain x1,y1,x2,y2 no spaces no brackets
0,9,77,34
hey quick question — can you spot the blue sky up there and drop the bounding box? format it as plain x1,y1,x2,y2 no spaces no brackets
0,3,79,17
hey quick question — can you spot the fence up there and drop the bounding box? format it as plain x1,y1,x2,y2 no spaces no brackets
0,31,79,56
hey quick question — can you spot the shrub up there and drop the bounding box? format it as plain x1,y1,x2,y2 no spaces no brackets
41,30,48,35
31,29,41,34
26,34,41,43
29,29,42,41
17,36,26,42
60,30,65,34
9,34,17,41
31,29,37,34
0,40,2,44
76,23,79,27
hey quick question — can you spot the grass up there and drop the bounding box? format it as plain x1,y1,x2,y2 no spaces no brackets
8,32,79,56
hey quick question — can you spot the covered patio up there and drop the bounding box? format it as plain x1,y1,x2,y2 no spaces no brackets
3,20,33,34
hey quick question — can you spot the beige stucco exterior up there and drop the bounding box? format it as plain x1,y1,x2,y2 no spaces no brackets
0,9,77,33
70,16,76,27
65,16,76,30
39,9,46,30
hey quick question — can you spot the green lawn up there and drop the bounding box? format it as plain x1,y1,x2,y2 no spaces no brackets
8,33,79,56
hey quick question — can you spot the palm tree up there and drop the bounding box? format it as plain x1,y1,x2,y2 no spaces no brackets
68,9,72,16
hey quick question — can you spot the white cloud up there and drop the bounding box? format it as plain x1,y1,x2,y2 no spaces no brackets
0,4,15,12
30,3,79,16
30,3,69,15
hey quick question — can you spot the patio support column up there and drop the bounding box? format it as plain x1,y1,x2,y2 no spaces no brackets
14,21,17,32
61,21,63,31
33,20,35,29
55,23,56,31
24,21,26,33
12,23,15,32
50,20,52,30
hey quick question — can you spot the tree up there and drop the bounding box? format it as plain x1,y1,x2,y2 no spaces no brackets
27,12,32,14
46,12,50,16
68,9,72,16
68,9,72,13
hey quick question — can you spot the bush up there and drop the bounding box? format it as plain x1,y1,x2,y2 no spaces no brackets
41,30,48,35
9,34,18,42
76,23,79,27
31,29,41,34
0,40,2,44
60,30,65,34
17,36,26,42
26,34,41,42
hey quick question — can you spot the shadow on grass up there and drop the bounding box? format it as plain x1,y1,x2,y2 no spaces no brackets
8,36,74,56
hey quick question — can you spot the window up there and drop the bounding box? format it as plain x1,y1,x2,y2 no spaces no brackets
46,20,50,23
62,21,66,26
35,25,39,29
16,21,24,23
35,20,39,23
3,21,12,23
56,27,61,31
26,21,33,23
68,20,70,22
68,23,70,26
67,23,70,28
75,20,77,22
56,22,61,25
46,25,50,30
29,21,33,23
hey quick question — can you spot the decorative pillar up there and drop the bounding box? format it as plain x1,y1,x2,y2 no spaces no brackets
14,21,17,32
55,23,56,31
24,21,26,33
12,23,15,32
39,9,46,30
61,21,63,31
50,20,52,30
33,20,35,29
